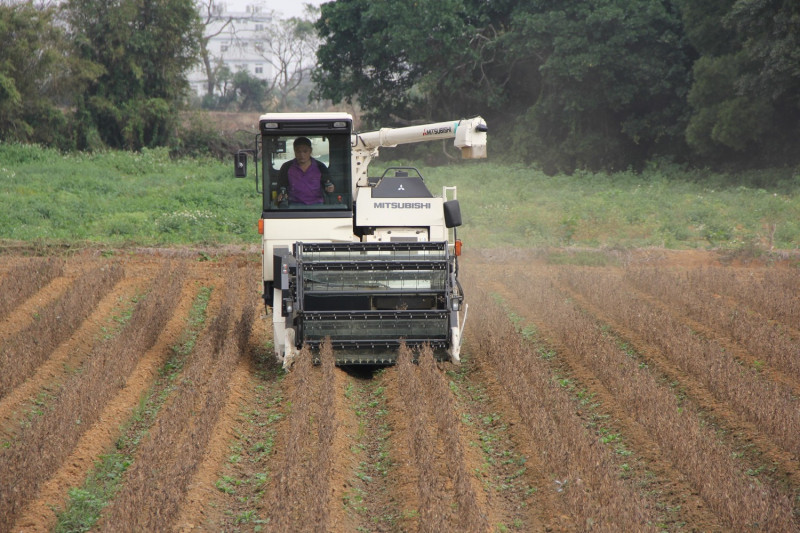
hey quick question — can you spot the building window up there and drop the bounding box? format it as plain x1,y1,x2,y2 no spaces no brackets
255,24,264,31
221,45,228,53
255,65,263,74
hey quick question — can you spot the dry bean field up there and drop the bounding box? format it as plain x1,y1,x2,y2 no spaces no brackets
0,247,798,532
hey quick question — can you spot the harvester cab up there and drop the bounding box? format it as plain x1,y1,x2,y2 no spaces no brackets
235,113,487,369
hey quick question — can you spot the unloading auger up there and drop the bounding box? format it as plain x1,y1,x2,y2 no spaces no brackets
234,113,487,369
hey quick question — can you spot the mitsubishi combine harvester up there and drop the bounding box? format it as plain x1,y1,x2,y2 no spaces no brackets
235,113,487,369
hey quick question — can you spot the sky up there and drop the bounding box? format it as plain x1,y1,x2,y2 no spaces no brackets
226,0,327,19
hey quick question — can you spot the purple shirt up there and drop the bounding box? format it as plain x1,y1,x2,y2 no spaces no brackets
287,159,324,204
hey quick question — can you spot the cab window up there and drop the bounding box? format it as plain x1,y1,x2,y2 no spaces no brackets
263,134,351,211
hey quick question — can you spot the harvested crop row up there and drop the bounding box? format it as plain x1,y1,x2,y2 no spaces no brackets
514,267,795,530
260,341,347,531
681,266,800,327
190,333,286,530
392,345,498,532
414,347,489,532
95,266,254,531
465,280,660,531
392,346,458,532
0,257,64,320
0,262,183,528
626,267,800,384
0,263,124,399
18,270,204,533
0,272,145,439
560,268,800,458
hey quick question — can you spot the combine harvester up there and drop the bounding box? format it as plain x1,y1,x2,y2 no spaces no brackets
235,113,487,369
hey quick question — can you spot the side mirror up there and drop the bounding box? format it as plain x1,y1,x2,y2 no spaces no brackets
234,151,248,177
443,200,462,228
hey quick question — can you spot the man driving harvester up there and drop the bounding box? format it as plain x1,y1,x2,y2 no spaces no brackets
276,136,334,206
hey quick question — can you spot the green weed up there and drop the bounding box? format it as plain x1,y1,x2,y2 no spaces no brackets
1,144,798,250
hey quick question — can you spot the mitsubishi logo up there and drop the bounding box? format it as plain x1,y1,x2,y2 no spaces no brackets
397,184,405,191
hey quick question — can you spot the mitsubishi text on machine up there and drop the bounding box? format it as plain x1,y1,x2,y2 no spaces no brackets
373,202,433,209
422,126,453,136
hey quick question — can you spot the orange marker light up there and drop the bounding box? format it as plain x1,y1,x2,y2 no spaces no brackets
454,239,462,256
258,219,264,235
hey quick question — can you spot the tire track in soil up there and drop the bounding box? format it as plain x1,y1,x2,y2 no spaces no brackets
486,270,723,530
552,268,800,492
12,273,201,532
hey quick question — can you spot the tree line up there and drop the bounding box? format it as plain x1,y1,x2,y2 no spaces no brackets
313,0,799,173
0,0,317,153
2,0,798,173
1,0,200,151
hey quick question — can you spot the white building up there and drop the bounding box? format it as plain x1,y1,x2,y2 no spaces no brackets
188,2,273,97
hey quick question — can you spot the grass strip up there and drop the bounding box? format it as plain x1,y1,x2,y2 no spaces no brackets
2,142,799,250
